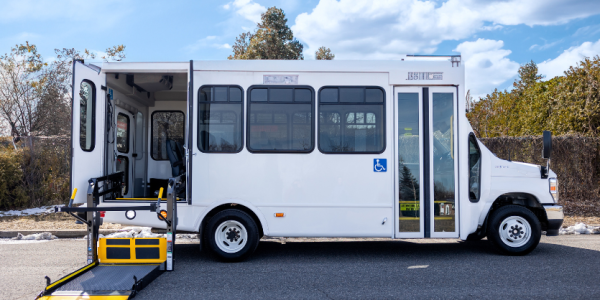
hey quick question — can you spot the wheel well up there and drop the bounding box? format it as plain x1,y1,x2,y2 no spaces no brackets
485,193,548,232
200,203,265,240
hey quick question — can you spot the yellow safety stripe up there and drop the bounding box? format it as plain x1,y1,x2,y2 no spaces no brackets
399,216,454,220
398,201,454,204
46,262,97,290
38,295,129,300
114,198,181,201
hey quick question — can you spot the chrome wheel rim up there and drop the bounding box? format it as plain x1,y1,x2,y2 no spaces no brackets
499,216,531,248
215,220,248,253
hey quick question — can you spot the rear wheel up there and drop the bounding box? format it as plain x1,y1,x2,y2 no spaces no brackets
487,205,541,255
204,209,260,262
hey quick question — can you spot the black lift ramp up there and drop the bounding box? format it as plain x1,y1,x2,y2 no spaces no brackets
37,174,182,300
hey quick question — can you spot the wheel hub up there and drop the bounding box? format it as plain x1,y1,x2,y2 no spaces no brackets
499,216,531,248
215,220,248,253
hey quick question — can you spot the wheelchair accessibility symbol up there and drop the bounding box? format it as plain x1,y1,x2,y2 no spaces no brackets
373,159,387,172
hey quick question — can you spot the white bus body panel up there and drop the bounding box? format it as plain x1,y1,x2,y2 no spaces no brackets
96,60,555,240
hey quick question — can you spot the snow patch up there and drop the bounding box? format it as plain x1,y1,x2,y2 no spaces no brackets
0,205,64,217
560,223,600,235
11,232,57,240
87,227,199,240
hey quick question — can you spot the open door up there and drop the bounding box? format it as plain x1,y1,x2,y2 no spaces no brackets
71,61,106,204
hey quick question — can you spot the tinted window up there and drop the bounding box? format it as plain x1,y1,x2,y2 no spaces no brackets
198,86,243,152
151,111,185,160
248,86,314,152
116,113,129,153
469,134,481,202
79,81,95,151
319,87,385,153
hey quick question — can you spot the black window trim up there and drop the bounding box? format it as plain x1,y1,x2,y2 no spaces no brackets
150,110,185,161
116,112,130,154
80,79,96,152
197,84,245,153
246,85,315,154
468,132,482,203
317,85,387,155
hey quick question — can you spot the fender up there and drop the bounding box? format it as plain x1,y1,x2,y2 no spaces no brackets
193,199,270,236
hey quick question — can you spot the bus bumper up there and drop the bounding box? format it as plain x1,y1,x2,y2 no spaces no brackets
544,205,564,236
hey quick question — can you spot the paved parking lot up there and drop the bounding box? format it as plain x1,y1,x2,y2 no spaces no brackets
2,235,600,299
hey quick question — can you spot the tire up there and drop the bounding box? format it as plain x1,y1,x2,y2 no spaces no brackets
204,209,260,262
487,205,541,256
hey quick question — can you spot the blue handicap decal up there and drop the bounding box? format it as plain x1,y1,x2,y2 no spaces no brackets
373,159,387,172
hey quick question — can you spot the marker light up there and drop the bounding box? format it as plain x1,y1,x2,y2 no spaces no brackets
125,210,136,220
275,213,285,218
100,211,106,218
549,178,558,202
158,210,168,220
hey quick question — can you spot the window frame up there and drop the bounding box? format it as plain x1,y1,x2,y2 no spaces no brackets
468,132,482,203
197,85,245,153
79,79,96,152
150,110,185,161
317,86,386,155
246,85,315,154
116,112,130,154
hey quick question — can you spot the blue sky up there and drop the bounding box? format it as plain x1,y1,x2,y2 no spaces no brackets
1,0,600,98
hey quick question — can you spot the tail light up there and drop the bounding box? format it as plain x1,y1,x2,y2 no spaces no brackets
100,211,106,218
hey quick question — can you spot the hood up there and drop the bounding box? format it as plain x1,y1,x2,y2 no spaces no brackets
490,156,541,178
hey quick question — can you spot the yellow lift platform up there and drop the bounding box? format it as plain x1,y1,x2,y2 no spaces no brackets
36,173,183,299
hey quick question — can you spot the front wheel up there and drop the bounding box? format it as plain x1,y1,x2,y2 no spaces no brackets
487,205,541,256
204,209,260,262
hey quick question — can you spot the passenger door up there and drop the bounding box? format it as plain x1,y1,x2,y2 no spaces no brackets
114,107,135,198
71,61,106,204
395,86,459,238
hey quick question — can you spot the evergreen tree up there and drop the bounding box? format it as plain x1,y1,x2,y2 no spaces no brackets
228,7,303,60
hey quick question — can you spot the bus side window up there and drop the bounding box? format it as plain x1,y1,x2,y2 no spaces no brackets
318,87,385,153
468,133,481,202
80,80,96,151
247,86,314,153
198,86,244,153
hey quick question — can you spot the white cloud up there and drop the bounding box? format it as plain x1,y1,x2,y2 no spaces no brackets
185,36,232,53
293,0,600,59
455,39,520,99
529,39,563,51
538,39,600,79
223,0,266,24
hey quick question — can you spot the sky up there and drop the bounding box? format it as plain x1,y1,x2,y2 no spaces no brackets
1,0,600,99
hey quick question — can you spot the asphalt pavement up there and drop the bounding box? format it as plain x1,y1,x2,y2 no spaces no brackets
2,235,600,299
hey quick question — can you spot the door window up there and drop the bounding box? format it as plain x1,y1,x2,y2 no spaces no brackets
116,113,129,153
79,80,96,151
397,93,420,232
432,93,455,232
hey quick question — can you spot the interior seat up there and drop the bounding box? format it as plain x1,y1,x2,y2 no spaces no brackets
166,139,184,177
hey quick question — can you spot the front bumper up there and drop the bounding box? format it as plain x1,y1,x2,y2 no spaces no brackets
544,205,564,236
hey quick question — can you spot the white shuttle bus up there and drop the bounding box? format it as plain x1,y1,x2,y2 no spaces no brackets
71,56,563,261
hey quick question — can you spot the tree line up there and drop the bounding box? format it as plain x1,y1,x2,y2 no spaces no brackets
467,56,600,138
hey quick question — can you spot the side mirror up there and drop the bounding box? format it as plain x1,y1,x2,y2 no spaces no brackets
542,131,552,159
